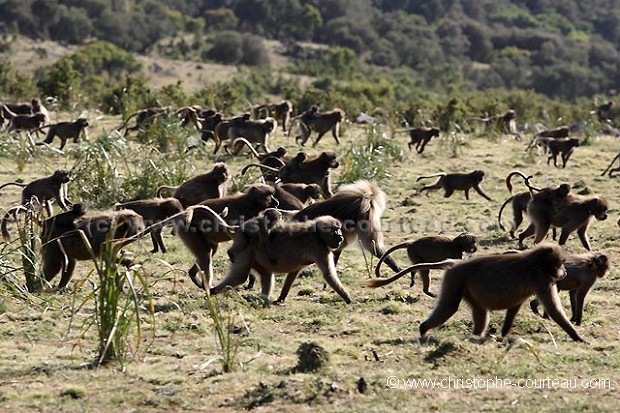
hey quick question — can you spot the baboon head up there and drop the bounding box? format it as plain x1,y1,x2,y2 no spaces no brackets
317,217,344,250
431,128,440,137
556,183,571,197
472,170,485,183
591,253,610,278
570,138,580,147
77,118,89,127
211,163,229,184
275,147,287,157
33,113,46,122
306,184,322,200
589,197,609,221
53,169,71,183
244,184,277,208
532,244,566,282
454,233,477,253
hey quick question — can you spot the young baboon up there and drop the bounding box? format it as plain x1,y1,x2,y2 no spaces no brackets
34,118,89,150
418,244,586,342
518,188,608,250
256,100,293,132
114,197,184,253
184,112,224,154
156,163,229,208
295,107,345,147
279,183,322,204
369,233,477,297
226,208,284,265
201,205,348,302
2,106,47,135
408,127,440,154
41,206,145,289
223,117,277,155
176,184,277,289
594,100,613,122
1,169,72,240
116,106,172,136
530,252,609,325
547,138,579,168
417,170,493,201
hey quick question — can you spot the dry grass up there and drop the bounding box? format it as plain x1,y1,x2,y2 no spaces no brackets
0,110,619,412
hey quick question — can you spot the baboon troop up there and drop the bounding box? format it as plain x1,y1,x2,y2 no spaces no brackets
0,93,616,352
417,170,493,201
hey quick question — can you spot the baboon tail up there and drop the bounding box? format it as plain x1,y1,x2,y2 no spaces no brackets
0,206,24,241
1,105,18,119
115,111,138,131
416,173,446,182
505,171,539,194
601,152,620,176
366,260,458,288
374,242,410,278
0,182,28,191
241,163,280,176
155,185,177,198
231,137,260,158
497,195,515,232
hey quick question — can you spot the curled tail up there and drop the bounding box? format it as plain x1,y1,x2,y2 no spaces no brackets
497,195,515,232
241,163,280,176
115,111,139,131
156,185,177,198
366,260,458,288
231,137,261,158
505,170,539,194
1,206,26,241
374,242,411,278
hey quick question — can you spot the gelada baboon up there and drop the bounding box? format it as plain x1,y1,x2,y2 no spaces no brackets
184,111,223,154
264,181,399,302
530,252,609,325
223,117,277,155
1,170,72,240
116,106,171,136
176,184,276,289
156,163,229,208
242,151,339,198
295,107,345,147
2,105,47,134
498,191,531,238
256,100,293,132
41,205,145,289
418,244,586,342
593,100,613,122
518,183,607,250
279,183,322,204
34,118,89,150
369,233,477,297
202,206,349,302
417,170,493,201
547,138,579,168
114,197,184,253
602,152,620,177
408,127,440,154
177,106,216,130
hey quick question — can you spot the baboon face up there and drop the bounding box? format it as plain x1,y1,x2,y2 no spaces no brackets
472,170,485,183
571,138,580,147
321,152,339,169
77,118,89,127
246,185,276,207
455,233,477,253
591,198,608,220
431,128,440,137
592,253,609,277
53,170,71,183
318,218,344,250
212,164,229,183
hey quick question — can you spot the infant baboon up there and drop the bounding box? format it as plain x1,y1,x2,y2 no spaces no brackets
547,138,579,168
156,163,229,208
369,233,477,297
408,127,440,154
530,252,609,325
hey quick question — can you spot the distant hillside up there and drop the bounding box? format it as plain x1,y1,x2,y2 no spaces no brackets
0,0,618,99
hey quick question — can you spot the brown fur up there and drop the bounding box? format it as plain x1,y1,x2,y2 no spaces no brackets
530,252,609,325
295,107,345,147
369,233,477,296
35,118,89,150
114,197,184,253
2,105,46,134
497,192,531,238
408,127,440,154
418,244,586,342
176,184,277,289
256,100,293,132
519,188,608,250
155,163,229,208
116,106,171,136
417,170,493,201
222,117,276,155
40,205,144,289
279,183,322,204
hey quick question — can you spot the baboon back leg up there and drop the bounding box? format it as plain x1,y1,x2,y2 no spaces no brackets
420,269,436,297
572,287,592,325
409,270,417,287
569,290,578,323
331,123,340,145
518,224,535,248
501,305,522,337
275,270,301,303
188,264,203,288
463,188,469,200
529,298,541,316
150,231,160,253
419,296,461,336
510,207,524,238
313,131,327,147
443,187,454,198
257,267,275,298
42,255,62,283
471,303,490,336
533,219,551,244
296,124,312,146
57,259,76,290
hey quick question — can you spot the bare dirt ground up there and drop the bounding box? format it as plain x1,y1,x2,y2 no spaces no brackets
0,109,619,412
